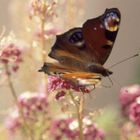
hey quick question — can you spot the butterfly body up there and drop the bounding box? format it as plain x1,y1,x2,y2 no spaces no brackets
39,8,121,85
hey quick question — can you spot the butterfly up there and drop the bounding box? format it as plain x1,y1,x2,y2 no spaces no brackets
39,8,121,86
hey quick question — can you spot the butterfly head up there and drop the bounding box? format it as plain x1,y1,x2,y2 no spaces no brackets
38,62,49,74
103,8,121,32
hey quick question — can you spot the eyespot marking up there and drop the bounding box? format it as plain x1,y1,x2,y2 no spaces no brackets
105,31,117,42
104,11,120,32
69,31,83,44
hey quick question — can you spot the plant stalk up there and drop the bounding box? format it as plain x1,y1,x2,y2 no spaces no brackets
4,63,35,140
69,91,84,140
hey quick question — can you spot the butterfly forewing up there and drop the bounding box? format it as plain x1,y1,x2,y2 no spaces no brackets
83,8,121,65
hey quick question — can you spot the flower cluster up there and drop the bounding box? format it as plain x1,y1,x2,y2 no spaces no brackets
35,27,61,39
0,33,24,74
119,85,140,133
5,109,20,135
18,92,48,114
5,92,49,135
48,76,92,100
28,0,60,41
28,0,57,20
50,117,105,140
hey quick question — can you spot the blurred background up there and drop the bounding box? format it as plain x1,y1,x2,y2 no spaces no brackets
0,0,140,120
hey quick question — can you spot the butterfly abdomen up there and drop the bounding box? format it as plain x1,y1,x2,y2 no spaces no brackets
87,63,113,76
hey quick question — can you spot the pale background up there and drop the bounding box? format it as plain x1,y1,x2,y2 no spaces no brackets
0,0,140,117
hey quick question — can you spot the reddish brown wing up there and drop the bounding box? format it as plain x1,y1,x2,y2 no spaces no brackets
48,27,90,70
40,8,121,78
83,8,121,65
49,8,121,68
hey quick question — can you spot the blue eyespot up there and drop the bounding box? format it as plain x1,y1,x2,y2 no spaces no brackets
69,31,83,43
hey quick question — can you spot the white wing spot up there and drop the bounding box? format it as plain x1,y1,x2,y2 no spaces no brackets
100,24,103,28
94,27,97,30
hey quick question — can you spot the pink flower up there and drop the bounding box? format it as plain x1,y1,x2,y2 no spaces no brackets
119,85,140,135
83,124,105,140
45,28,60,36
119,85,140,114
18,92,48,114
0,43,23,72
129,97,140,126
50,118,77,140
5,92,49,135
50,117,105,140
5,110,21,135
35,27,61,39
28,0,56,20
55,91,66,100
48,76,91,99
85,125,105,140
0,32,27,76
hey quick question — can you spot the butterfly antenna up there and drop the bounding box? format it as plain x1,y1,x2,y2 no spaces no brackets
108,53,139,69
110,76,122,88
106,53,139,88
101,71,113,88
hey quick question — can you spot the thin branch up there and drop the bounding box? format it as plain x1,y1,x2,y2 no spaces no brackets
69,91,84,140
5,63,18,102
4,63,35,140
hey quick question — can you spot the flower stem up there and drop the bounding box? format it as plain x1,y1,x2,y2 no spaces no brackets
41,18,47,63
69,91,84,140
4,64,35,140
79,93,84,140
40,2,48,89
5,63,18,102
41,1,47,63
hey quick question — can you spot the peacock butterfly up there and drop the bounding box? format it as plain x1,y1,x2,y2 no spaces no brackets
39,8,121,85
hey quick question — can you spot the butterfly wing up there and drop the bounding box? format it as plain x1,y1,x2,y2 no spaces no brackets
48,27,90,70
49,8,121,68
83,8,121,65
39,62,102,85
40,8,121,83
